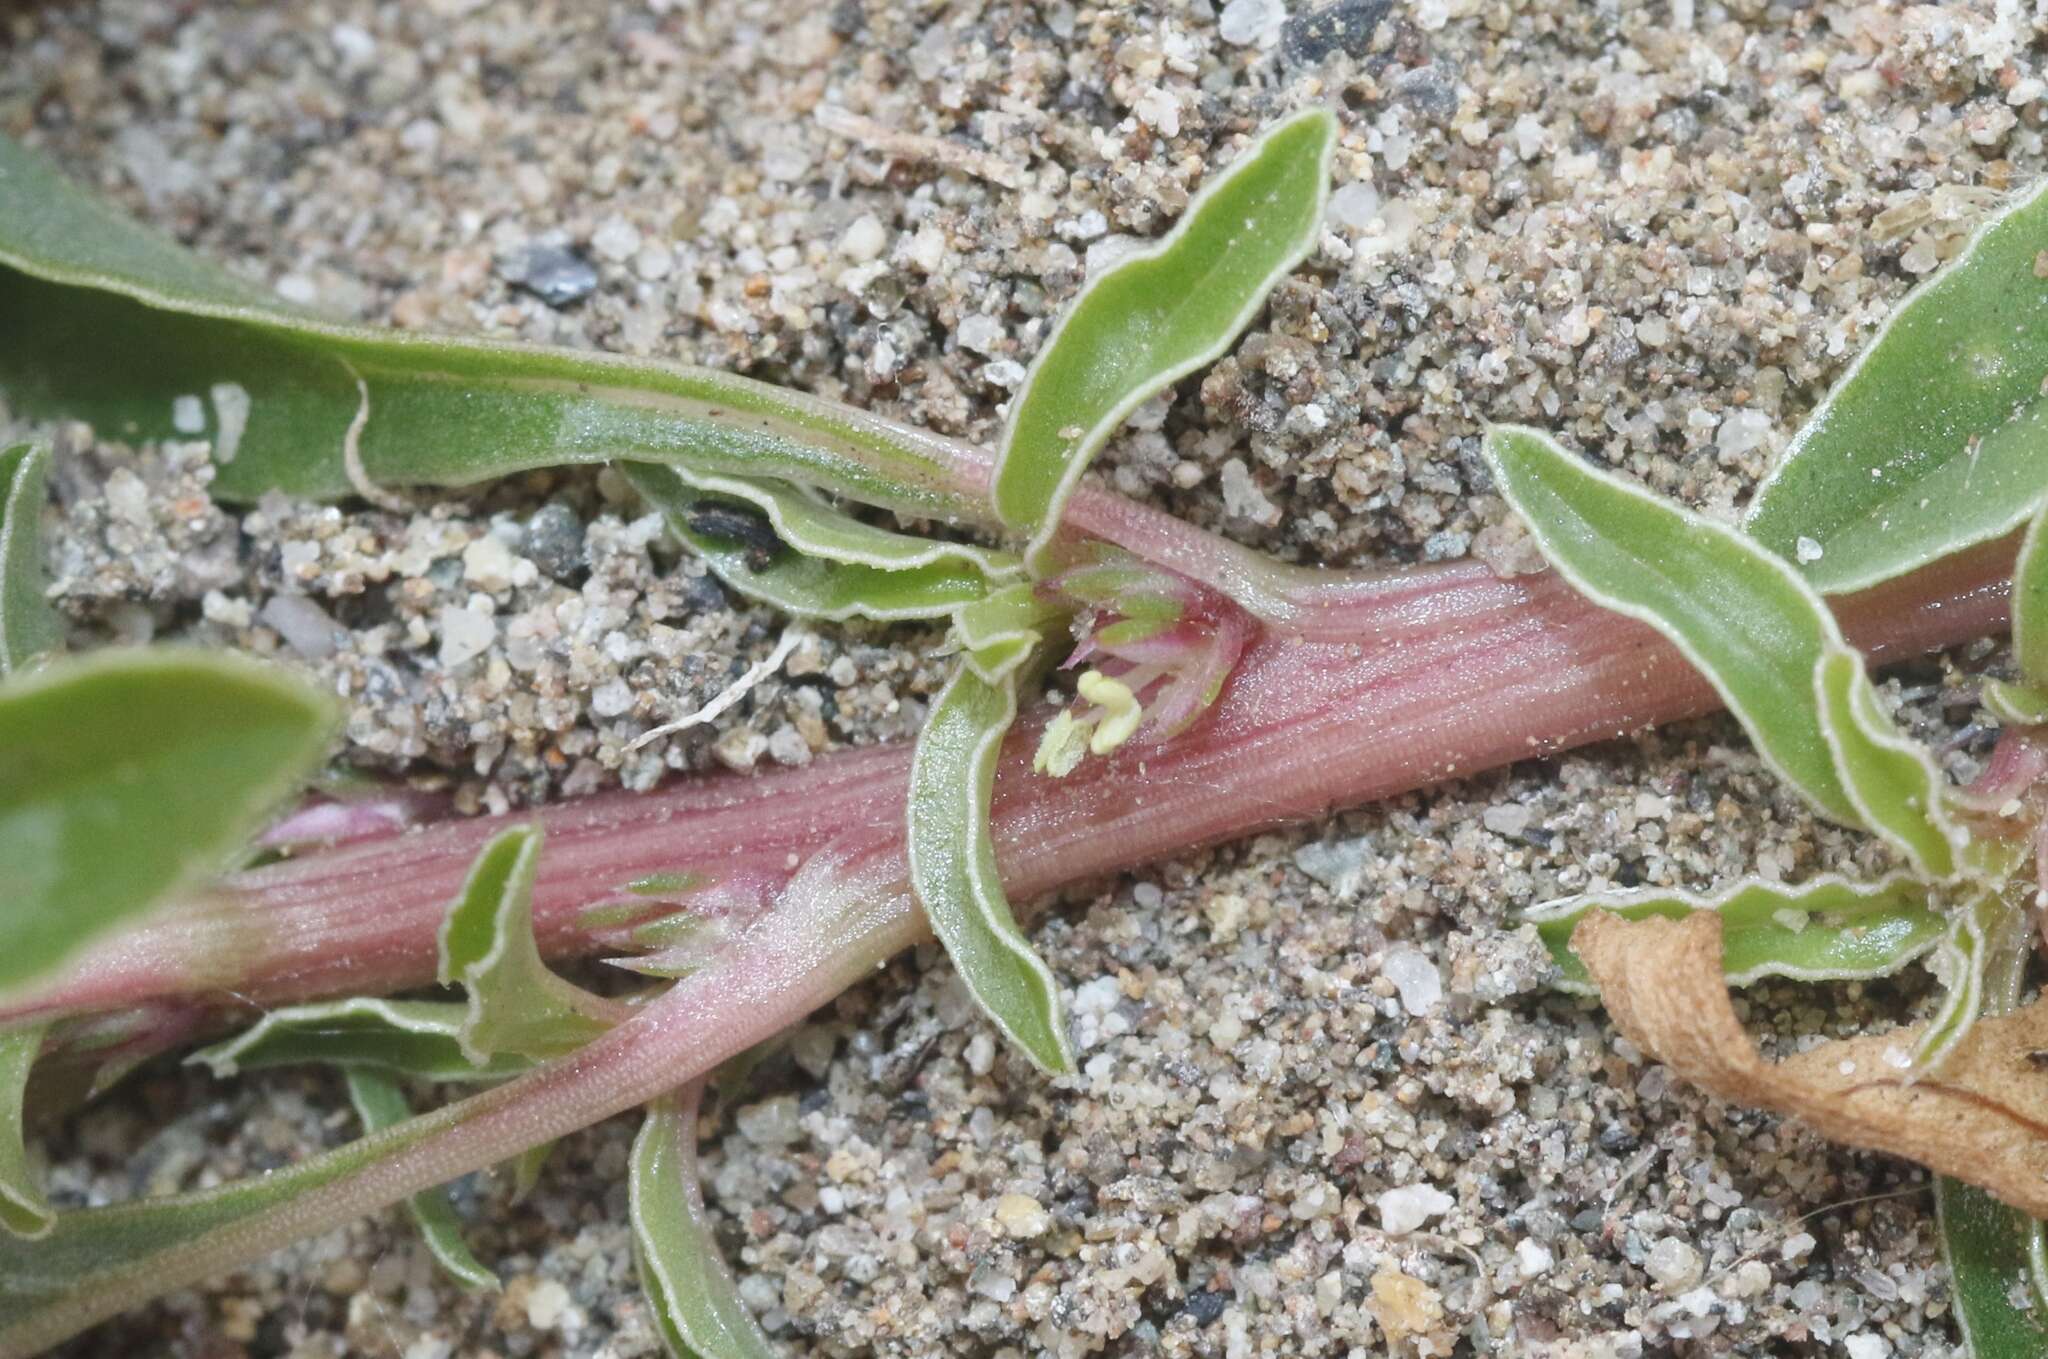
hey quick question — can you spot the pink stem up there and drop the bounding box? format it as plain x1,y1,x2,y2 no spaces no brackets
5,539,2013,1028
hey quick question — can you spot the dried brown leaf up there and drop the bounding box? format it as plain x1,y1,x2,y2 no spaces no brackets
1573,910,2048,1217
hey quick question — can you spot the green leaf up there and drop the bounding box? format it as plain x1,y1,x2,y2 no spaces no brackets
0,1101,441,1351
622,463,1001,622
1527,873,1943,995
1746,180,2048,593
189,998,530,1084
992,109,1335,566
344,1070,498,1292
1939,1177,2048,1359
1984,679,2048,727
2014,500,2048,690
436,826,617,1065
0,132,973,519
1917,890,2007,1070
1815,646,1963,881
0,444,57,675
0,1024,51,1239
0,648,332,993
629,1087,779,1359
953,582,1064,685
1485,425,1870,829
906,665,1074,1074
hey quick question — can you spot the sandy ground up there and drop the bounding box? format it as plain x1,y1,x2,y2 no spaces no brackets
5,0,2043,1354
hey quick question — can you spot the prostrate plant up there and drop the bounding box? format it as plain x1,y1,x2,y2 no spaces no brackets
0,106,2043,1359
1490,174,2048,1358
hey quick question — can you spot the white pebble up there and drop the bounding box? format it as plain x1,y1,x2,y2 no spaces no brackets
1328,181,1381,231
1646,1237,1703,1292
1482,803,1530,836
1796,536,1824,564
1515,1239,1554,1278
525,1278,570,1330
839,214,888,263
591,678,634,718
436,605,496,668
591,216,642,263
1381,945,1443,1017
735,1094,803,1147
1781,1231,1816,1261
261,594,341,660
171,393,206,434
1217,0,1286,46
1377,1183,1453,1235
957,314,1005,354
1844,1335,1889,1359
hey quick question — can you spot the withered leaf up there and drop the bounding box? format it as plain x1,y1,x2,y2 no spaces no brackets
1573,910,2048,1217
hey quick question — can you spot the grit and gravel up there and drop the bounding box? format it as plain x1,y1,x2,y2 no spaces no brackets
4,0,2042,1355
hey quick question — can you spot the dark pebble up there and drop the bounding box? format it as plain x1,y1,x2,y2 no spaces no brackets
501,243,599,307
522,502,587,578
1182,1290,1229,1326
1597,1124,1641,1154
1281,0,1390,64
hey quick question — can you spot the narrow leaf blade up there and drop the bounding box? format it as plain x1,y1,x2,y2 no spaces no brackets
437,826,615,1065
1938,1177,2048,1358
906,666,1073,1073
1815,646,1962,880
0,649,332,992
624,463,996,622
1484,425,1863,828
993,109,1335,565
630,1088,779,1359
190,998,528,1084
1528,873,1943,994
2014,500,2048,690
345,1070,498,1292
1746,180,2048,592
0,444,58,675
0,1024,51,1239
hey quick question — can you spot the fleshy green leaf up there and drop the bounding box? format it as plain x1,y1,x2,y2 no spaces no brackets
1527,873,1943,995
1917,890,2007,1070
2014,500,2048,690
1746,179,2048,593
0,1103,441,1351
1939,1177,2048,1359
0,444,57,675
953,582,1064,685
436,826,616,1065
906,665,1074,1074
190,998,529,1084
1984,679,2048,727
1814,646,1962,881
0,1024,51,1239
629,1087,779,1359
992,108,1335,566
1485,425,1868,829
344,1070,498,1291
0,132,972,519
623,463,999,622
0,648,332,992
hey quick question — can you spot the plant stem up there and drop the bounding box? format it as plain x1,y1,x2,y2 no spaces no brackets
6,538,2013,1030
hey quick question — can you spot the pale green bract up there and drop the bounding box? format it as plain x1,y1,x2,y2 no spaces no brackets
1526,873,1944,994
0,444,57,675
345,1070,499,1292
436,826,618,1065
906,666,1074,1074
992,108,1335,569
630,1088,780,1359
0,648,333,992
1484,425,1959,871
1746,179,2048,593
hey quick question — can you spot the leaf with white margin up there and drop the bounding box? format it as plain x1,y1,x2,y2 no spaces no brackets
437,825,618,1066
1527,873,1944,995
0,444,57,675
1814,645,1964,881
623,462,1004,622
345,1069,498,1292
190,997,530,1084
0,1024,50,1239
953,582,1064,685
1485,425,1868,830
907,664,1074,1074
993,109,1336,569
1747,179,2048,593
630,1085,778,1359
